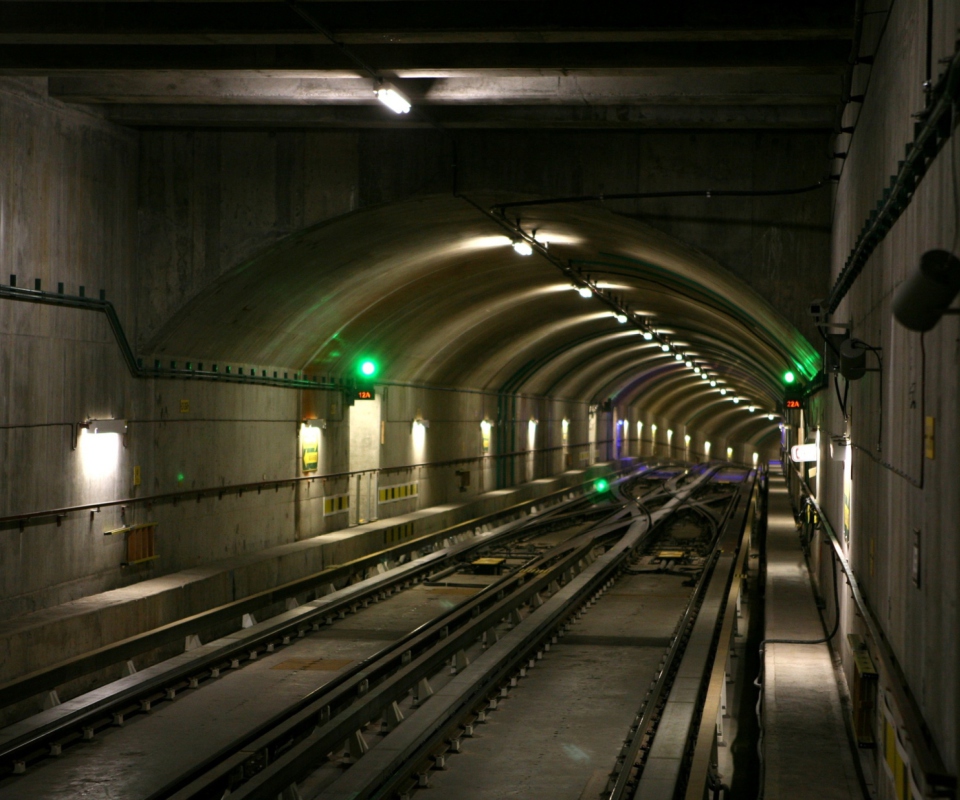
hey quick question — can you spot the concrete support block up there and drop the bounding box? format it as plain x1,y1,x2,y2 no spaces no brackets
241,613,256,628
122,660,137,677
344,730,369,762
414,677,434,706
450,649,470,674
184,634,202,651
279,784,303,800
285,597,299,611
381,701,405,733
41,690,61,710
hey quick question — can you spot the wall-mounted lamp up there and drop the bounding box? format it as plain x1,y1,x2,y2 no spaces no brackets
577,286,592,298
302,418,327,430
790,443,819,462
411,418,430,431
84,418,127,435
830,435,850,462
513,240,533,256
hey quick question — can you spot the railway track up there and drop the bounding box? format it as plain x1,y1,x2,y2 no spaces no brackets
0,462,756,800
0,462,684,796
290,465,755,800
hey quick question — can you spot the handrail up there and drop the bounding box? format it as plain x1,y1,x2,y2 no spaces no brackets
790,465,955,797
0,438,619,529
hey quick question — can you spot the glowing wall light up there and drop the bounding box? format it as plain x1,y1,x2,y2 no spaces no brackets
412,417,428,457
78,421,125,479
527,418,538,449
726,446,733,460
300,422,321,473
789,443,819,462
704,441,711,457
753,452,759,466
667,429,673,448
480,418,492,454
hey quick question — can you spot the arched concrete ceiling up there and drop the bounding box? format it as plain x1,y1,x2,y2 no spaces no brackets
148,193,819,423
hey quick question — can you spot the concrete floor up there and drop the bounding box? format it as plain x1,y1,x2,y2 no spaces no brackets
762,475,862,800
0,584,480,800
426,572,690,800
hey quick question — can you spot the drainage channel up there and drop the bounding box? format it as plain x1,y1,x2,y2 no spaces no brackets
222,464,735,800
0,463,686,800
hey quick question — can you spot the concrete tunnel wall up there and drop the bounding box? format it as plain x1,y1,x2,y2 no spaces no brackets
792,0,960,778
2,75,819,618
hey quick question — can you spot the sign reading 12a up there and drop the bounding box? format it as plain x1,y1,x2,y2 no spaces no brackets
355,388,375,400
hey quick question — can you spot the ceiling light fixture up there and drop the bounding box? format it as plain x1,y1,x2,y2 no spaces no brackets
732,397,740,404
643,331,653,341
720,388,727,396
675,353,683,361
616,313,627,324
512,240,533,256
685,360,693,368
693,366,701,374
710,380,717,387
375,82,411,114
578,286,592,298
660,343,670,352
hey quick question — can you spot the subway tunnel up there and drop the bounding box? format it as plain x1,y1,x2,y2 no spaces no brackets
0,2,957,799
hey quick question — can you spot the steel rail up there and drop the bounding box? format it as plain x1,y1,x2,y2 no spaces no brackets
682,476,758,800
0,466,649,774
607,468,754,800
281,469,723,800
161,474,654,800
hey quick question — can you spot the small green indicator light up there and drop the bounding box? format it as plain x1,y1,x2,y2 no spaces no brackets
177,472,185,483
783,370,796,384
595,478,609,493
360,360,377,377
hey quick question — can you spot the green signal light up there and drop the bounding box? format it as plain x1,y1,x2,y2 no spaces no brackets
783,370,796,384
595,478,610,493
359,360,377,377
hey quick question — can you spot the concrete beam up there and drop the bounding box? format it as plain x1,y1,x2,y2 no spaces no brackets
0,28,854,46
95,103,837,129
0,40,851,72
48,71,843,106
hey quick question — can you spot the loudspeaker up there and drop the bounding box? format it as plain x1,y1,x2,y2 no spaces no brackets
892,249,960,331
